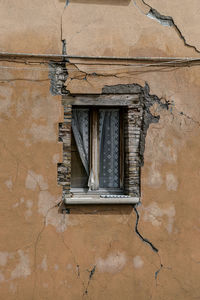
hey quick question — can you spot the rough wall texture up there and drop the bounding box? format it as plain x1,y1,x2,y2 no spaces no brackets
1,1,200,299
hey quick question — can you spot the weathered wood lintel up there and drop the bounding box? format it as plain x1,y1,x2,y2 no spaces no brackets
62,94,141,106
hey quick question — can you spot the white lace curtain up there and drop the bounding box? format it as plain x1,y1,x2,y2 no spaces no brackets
72,108,120,189
71,108,90,175
99,109,120,188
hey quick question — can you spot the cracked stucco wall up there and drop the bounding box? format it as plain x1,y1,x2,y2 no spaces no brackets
1,1,200,299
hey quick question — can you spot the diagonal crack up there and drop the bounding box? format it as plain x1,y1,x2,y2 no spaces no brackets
178,111,200,127
134,0,200,54
133,205,158,252
168,101,200,128
83,265,96,297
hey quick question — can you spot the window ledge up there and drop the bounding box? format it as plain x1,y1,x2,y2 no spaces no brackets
64,196,140,205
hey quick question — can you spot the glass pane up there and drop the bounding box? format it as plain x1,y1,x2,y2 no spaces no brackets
71,108,90,188
99,109,120,188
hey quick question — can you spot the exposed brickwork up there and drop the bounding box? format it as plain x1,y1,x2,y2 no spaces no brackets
49,62,68,96
124,102,143,197
58,105,72,198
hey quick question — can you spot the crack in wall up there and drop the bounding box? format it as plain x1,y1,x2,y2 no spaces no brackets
60,234,87,292
174,109,200,127
48,60,200,96
139,82,170,166
134,0,200,54
83,265,96,297
57,81,170,199
155,263,163,281
133,205,158,252
61,1,70,55
32,201,61,300
133,204,166,300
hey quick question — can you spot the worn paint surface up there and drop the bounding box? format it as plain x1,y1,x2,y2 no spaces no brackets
1,1,200,299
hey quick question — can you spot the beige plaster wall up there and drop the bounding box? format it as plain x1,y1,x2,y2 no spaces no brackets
0,1,200,299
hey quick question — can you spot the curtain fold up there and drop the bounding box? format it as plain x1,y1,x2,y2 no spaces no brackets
71,109,90,176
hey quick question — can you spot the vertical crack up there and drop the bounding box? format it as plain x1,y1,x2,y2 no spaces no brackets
61,1,69,55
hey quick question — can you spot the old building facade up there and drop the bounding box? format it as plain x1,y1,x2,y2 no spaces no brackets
0,0,200,299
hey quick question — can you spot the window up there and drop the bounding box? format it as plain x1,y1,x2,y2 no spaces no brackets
71,107,123,194
58,93,141,204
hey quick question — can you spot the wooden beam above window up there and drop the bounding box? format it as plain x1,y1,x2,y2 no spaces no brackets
62,94,141,106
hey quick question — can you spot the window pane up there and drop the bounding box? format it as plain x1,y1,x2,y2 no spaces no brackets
99,109,120,188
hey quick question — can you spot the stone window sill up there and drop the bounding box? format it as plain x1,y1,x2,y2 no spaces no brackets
64,195,140,205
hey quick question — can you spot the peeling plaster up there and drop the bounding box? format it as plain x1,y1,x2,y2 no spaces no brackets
145,162,163,188
166,173,178,191
40,255,48,271
5,178,13,190
11,250,31,280
25,171,48,191
0,251,31,283
38,191,68,232
13,198,25,209
143,202,176,234
24,200,33,219
96,252,126,273
133,256,144,269
147,9,173,27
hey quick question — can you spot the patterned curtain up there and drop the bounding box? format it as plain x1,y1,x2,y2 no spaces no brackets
99,109,120,188
72,108,120,189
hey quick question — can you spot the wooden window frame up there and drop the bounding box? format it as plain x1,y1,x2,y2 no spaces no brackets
60,94,141,205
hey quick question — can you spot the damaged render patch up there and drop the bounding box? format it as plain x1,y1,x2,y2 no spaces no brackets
166,173,178,191
96,252,126,273
147,8,173,27
143,202,176,234
11,250,31,280
102,83,170,167
49,62,68,96
38,190,68,232
133,256,144,269
25,171,48,191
